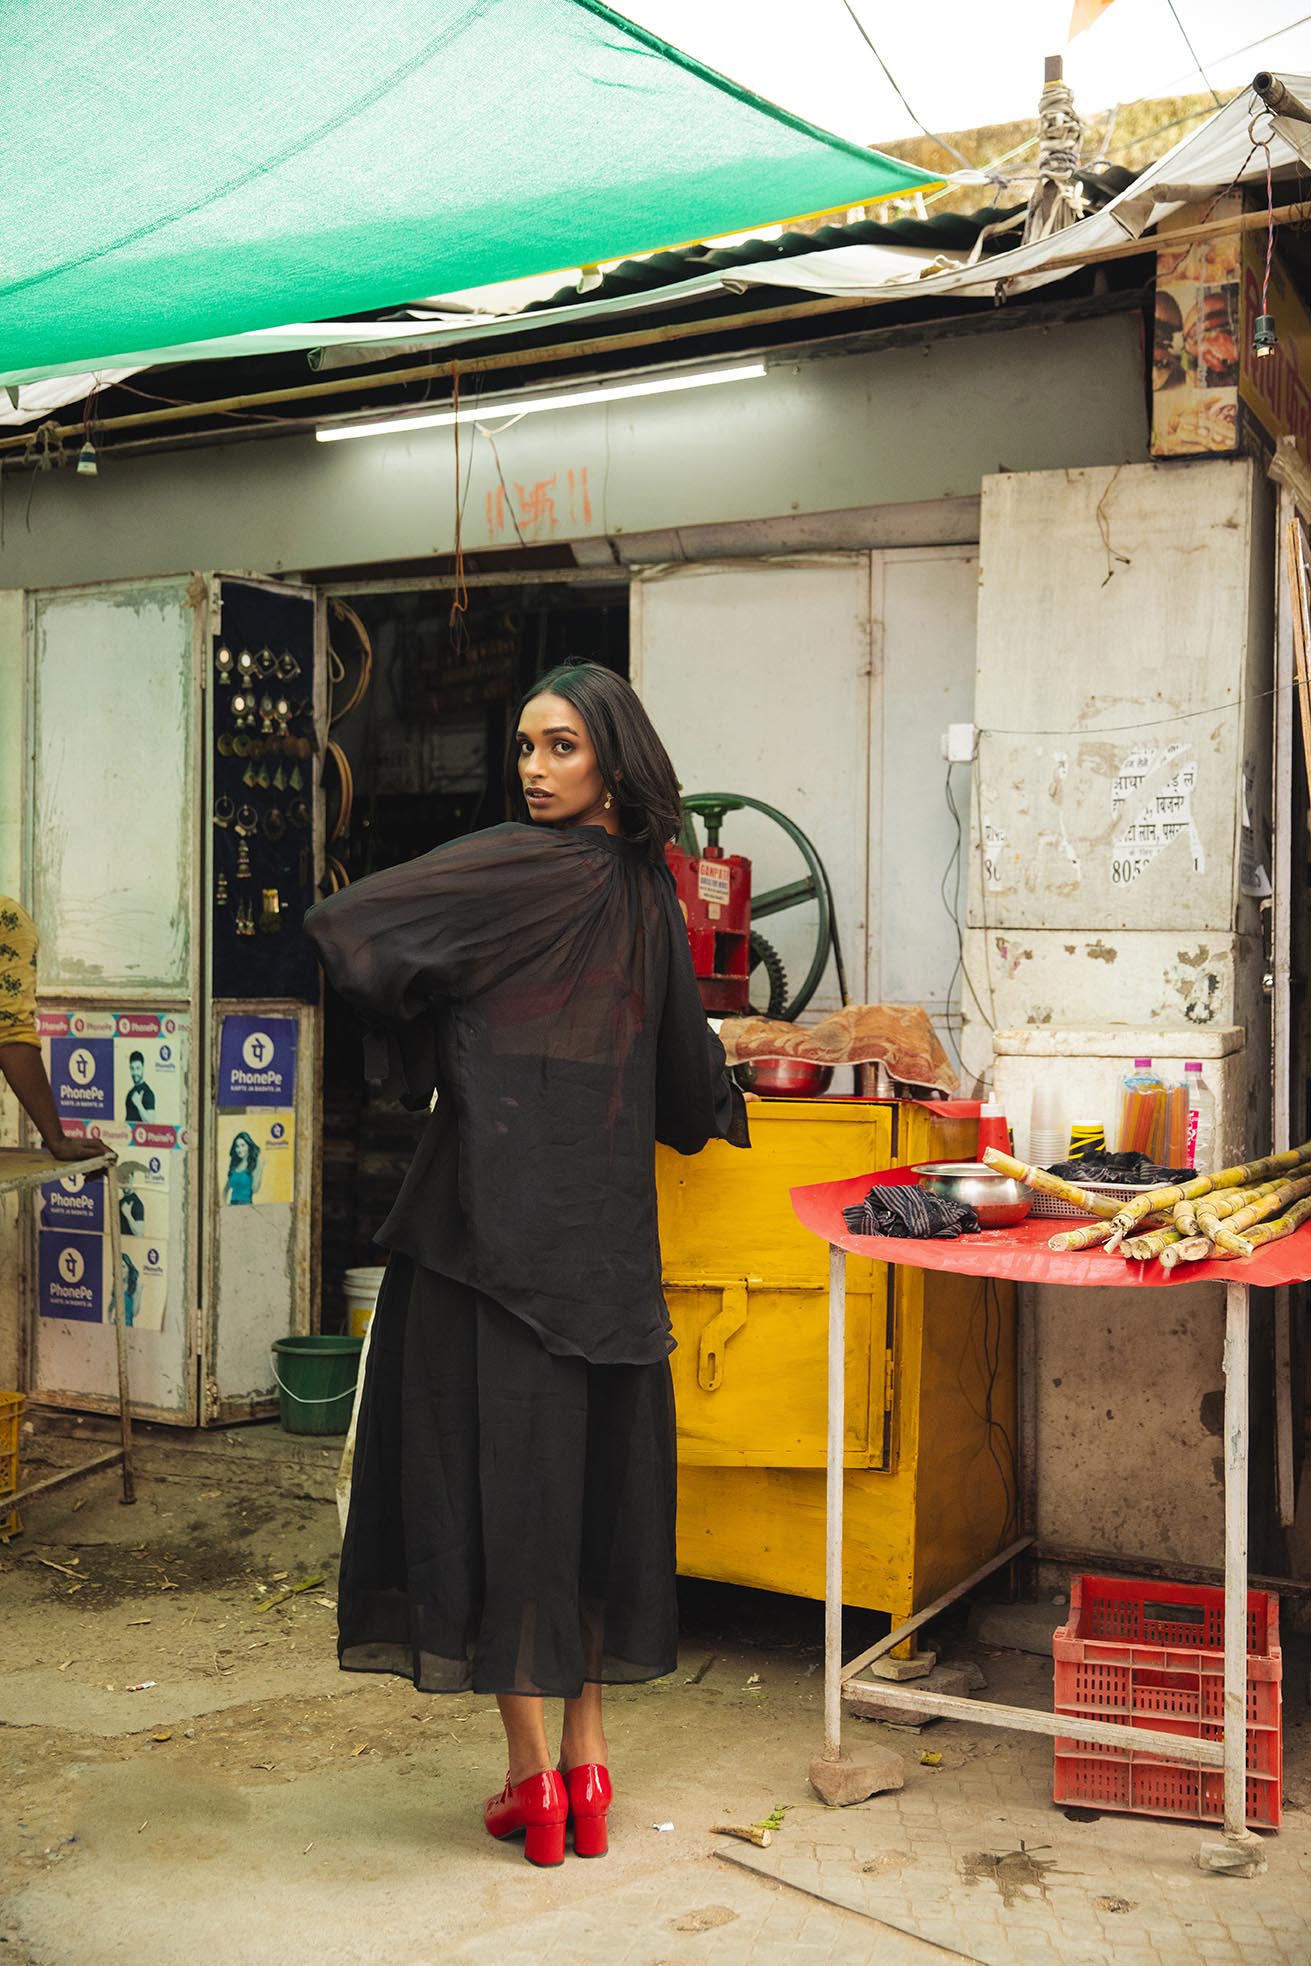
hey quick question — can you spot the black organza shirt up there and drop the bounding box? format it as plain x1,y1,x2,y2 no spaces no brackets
304,822,749,1365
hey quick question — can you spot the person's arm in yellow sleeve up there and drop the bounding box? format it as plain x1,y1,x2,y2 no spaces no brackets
0,900,113,1164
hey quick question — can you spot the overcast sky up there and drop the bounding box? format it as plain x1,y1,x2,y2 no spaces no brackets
620,0,1309,148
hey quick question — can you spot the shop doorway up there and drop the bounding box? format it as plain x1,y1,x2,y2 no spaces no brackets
317,580,628,1327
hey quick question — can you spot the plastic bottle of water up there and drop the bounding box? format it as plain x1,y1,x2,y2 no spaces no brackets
1185,1062,1216,1171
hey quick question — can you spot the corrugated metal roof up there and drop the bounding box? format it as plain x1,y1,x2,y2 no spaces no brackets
518,166,1138,315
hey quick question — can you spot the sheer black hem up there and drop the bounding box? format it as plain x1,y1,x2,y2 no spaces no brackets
337,1257,679,1701
338,1639,677,1700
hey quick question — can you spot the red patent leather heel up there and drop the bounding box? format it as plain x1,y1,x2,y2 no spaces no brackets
483,1770,568,1867
566,1763,612,1857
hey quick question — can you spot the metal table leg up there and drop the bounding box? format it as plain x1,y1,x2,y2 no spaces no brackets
823,1241,846,1765
105,1165,136,1506
1198,1280,1264,1875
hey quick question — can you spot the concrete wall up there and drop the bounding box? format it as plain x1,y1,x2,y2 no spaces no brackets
965,454,1276,1573
0,315,1147,592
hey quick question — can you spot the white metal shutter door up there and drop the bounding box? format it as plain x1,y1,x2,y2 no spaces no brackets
630,557,871,1014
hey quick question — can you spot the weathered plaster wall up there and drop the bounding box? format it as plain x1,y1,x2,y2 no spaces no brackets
966,455,1275,1572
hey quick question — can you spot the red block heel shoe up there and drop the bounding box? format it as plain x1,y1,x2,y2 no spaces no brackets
484,1770,568,1867
566,1763,612,1857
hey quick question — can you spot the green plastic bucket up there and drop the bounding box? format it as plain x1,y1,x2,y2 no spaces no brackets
271,1334,363,1436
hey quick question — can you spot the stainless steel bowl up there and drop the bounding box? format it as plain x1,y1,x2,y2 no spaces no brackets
912,1160,1032,1228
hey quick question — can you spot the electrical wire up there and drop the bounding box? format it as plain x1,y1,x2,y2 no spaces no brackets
981,1277,1019,1543
1104,104,1214,160
1164,0,1222,107
978,676,1299,739
1154,11,1311,95
476,421,528,546
449,364,470,651
328,598,374,724
939,762,966,1071
837,0,974,171
936,756,997,1100
324,739,354,843
1260,132,1277,316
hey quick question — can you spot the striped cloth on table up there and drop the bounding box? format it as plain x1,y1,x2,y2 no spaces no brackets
842,1185,980,1240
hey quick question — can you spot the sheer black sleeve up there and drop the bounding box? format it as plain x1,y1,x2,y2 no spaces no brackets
653,876,750,1155
304,824,599,1108
304,824,594,1020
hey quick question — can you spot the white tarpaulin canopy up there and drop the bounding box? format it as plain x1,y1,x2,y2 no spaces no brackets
732,72,1311,304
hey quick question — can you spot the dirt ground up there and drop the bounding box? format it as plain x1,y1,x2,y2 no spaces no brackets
2,1416,1310,1966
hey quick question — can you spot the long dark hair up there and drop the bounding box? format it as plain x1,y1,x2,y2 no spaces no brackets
504,663,682,858
229,1130,261,1173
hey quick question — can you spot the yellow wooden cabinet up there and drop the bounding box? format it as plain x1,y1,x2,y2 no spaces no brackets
657,1100,1016,1633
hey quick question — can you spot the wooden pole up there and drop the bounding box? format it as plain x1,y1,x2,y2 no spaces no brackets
838,1535,1033,1684
839,1679,1225,1765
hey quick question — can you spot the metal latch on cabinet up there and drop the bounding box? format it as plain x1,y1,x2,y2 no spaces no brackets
688,1280,759,1392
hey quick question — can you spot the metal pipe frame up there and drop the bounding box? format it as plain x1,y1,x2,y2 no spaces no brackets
821,1247,1267,1874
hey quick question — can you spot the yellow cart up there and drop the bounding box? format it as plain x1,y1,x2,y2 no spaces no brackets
656,1099,1016,1636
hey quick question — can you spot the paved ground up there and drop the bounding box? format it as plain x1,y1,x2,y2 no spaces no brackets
2,1418,1309,1966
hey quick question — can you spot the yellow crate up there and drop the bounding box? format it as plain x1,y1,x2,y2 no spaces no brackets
0,1389,24,1539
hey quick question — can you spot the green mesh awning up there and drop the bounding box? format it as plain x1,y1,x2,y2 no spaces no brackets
1,0,941,384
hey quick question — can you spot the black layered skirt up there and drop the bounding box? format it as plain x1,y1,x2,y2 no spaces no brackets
337,1256,679,1699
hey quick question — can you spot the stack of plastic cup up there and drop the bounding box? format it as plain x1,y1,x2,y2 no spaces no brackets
1028,1081,1067,1170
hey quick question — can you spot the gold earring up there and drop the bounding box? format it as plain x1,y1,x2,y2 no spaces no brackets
604,791,613,810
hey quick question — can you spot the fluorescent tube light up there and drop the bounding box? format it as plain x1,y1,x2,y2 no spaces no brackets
315,363,767,442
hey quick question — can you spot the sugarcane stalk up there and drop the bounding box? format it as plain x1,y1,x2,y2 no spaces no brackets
1123,1226,1182,1261
1218,1173,1311,1240
1213,1229,1256,1258
1204,1179,1287,1219
1048,1219,1117,1252
980,1149,1122,1218
1173,1198,1199,1236
1196,1187,1272,1239
1048,1209,1171,1253
1159,1236,1215,1269
1239,1191,1311,1250
1104,1139,1311,1240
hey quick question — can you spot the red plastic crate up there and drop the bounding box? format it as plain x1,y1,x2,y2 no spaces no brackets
1052,1574,1281,1830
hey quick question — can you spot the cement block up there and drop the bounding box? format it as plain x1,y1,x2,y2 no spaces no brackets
868,1652,936,1682
967,1600,1065,1656
808,1749,906,1806
938,1657,988,1691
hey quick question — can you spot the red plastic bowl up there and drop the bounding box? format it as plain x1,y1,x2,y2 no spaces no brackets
734,1058,833,1098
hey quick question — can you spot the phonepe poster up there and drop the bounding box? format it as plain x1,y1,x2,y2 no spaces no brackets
38,1230,105,1323
47,1034,115,1123
41,1009,188,1129
218,1016,298,1109
39,1169,107,1235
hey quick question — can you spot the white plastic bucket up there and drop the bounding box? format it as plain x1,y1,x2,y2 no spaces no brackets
344,1264,387,1338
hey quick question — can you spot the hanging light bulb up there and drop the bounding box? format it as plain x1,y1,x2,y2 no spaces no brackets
76,440,98,477
1252,313,1278,357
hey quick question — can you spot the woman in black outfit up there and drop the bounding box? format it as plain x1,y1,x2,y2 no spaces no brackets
304,663,748,1866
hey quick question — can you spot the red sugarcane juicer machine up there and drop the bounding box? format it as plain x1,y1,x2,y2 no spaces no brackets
665,794,848,1022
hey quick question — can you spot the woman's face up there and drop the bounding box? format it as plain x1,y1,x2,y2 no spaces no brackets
515,692,616,831
234,1136,249,1165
